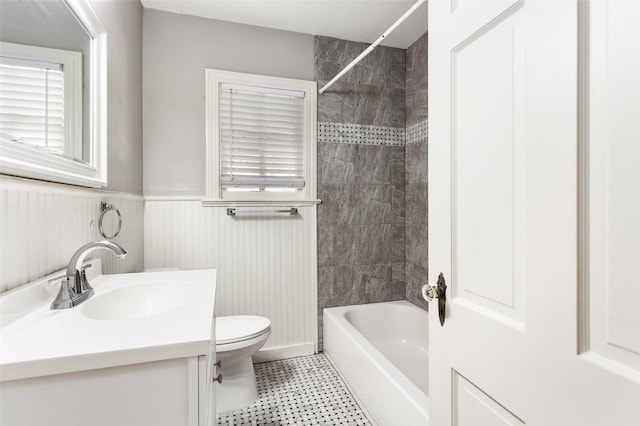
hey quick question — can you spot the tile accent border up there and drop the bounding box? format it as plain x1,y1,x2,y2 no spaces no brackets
318,122,405,146
406,120,428,145
318,120,428,146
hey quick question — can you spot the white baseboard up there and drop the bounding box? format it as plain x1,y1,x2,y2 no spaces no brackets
252,343,316,363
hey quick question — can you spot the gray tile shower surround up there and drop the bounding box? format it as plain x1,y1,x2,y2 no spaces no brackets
315,36,406,128
404,140,428,310
216,354,370,425
406,32,428,127
315,34,428,347
404,32,429,310
317,143,406,303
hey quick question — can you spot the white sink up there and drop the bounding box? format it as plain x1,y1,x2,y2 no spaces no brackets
0,262,217,383
81,281,194,321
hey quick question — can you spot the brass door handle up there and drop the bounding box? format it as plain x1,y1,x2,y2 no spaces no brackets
421,273,447,326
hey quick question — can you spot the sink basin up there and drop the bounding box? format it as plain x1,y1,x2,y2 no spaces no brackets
82,281,194,320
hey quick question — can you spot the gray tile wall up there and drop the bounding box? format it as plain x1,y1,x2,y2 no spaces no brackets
406,32,428,127
315,36,406,128
318,144,406,301
315,36,407,347
405,32,429,310
405,142,428,310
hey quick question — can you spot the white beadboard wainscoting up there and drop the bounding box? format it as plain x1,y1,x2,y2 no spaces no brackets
0,176,144,293
144,198,318,357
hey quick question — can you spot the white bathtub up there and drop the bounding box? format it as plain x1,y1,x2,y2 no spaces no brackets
323,300,429,425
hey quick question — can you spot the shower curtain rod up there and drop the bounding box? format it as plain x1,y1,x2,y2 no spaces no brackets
318,0,427,95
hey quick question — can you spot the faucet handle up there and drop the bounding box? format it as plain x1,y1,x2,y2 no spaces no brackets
48,275,67,286
78,263,95,298
50,277,75,309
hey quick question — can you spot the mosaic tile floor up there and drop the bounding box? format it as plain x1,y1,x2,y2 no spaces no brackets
217,354,371,425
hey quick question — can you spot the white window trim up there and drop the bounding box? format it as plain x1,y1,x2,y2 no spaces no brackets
0,0,107,188
203,69,319,206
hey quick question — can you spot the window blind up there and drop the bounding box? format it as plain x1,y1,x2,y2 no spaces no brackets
219,83,305,190
0,59,65,156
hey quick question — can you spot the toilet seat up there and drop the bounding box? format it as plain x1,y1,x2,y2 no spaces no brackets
216,315,271,345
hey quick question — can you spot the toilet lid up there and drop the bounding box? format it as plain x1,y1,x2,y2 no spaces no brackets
216,315,271,345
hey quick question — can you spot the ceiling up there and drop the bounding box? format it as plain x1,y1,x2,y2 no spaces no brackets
140,0,428,49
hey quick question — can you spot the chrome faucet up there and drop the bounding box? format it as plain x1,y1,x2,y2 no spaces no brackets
50,240,127,310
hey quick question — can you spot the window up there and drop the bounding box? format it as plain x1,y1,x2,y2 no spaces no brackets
204,69,317,205
220,83,305,192
1,57,66,156
0,42,82,163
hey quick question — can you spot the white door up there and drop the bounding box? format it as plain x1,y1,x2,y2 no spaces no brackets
428,0,640,425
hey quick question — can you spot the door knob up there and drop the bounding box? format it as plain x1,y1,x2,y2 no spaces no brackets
421,273,447,326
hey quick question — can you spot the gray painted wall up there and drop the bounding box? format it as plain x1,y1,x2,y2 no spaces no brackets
143,9,315,195
91,0,144,195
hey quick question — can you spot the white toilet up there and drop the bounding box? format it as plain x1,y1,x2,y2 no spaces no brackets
215,315,271,413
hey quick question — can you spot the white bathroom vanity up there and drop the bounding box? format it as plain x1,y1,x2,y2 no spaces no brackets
0,261,217,426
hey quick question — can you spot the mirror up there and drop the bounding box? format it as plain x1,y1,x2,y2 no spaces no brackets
0,0,107,187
